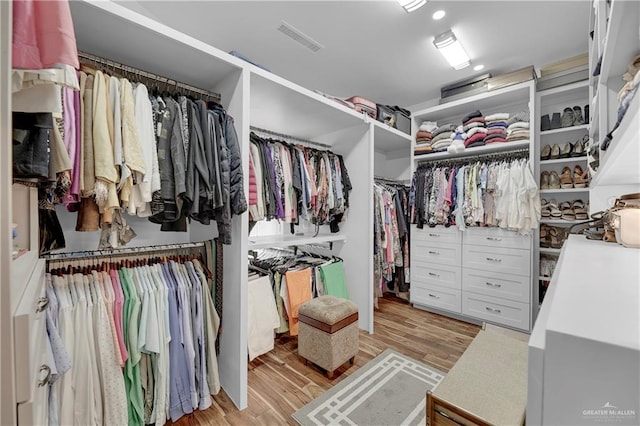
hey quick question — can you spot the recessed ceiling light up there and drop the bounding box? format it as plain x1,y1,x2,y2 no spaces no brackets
473,64,485,71
432,10,446,20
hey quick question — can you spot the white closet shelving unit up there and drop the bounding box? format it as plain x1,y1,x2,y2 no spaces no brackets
409,80,537,332
529,1,640,422
588,0,640,211
535,80,590,310
3,0,416,418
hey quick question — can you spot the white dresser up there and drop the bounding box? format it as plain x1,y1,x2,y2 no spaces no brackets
411,225,533,331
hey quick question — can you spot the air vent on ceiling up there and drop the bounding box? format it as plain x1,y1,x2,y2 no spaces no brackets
277,21,325,53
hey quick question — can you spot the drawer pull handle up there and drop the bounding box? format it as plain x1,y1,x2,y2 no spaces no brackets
428,293,440,299
37,365,51,387
486,237,502,241
485,307,502,314
428,272,441,277
428,251,440,255
36,297,49,313
486,257,502,262
429,233,440,237
485,282,502,288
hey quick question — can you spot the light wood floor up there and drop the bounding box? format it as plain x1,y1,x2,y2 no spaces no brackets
173,296,480,425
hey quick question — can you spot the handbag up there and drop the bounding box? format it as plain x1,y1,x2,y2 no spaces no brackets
575,193,640,248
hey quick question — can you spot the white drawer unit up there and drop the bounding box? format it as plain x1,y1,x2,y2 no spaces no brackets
462,269,531,303
462,245,531,277
412,285,462,314
412,264,461,290
412,241,461,267
463,228,532,250
14,260,47,406
462,292,530,331
412,225,461,245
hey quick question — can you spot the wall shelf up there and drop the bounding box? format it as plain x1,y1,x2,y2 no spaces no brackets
540,157,587,165
247,233,346,250
539,188,590,194
540,124,589,136
599,0,640,83
540,219,582,225
539,247,562,255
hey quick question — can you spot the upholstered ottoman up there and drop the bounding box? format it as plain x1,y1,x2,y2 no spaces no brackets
298,296,359,379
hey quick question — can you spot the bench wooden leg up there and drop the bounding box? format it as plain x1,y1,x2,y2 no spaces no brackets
349,356,355,365
326,370,334,379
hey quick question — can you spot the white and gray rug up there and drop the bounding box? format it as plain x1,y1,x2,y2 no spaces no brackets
292,349,445,426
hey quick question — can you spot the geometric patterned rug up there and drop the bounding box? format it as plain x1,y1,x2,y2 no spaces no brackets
292,348,446,426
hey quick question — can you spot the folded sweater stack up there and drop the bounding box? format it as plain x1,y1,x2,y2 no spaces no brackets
506,110,530,142
483,112,509,144
415,121,438,155
462,110,487,148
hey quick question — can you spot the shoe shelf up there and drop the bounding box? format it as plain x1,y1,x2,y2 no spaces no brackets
539,188,590,194
539,247,562,255
540,124,590,136
540,219,582,225
538,276,551,281
540,157,588,165
591,92,640,187
599,0,639,83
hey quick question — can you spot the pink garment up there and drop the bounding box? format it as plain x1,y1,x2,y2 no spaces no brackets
485,137,508,144
12,0,80,70
445,167,455,206
464,132,486,147
110,269,129,366
62,87,80,207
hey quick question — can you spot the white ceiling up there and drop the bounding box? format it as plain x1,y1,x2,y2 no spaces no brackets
114,0,590,109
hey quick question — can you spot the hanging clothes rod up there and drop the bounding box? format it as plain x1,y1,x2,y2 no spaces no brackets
417,147,529,167
78,51,221,102
42,241,206,262
250,126,331,149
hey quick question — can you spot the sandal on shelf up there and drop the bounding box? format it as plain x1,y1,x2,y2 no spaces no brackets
573,199,588,220
540,171,550,189
570,218,605,240
549,226,565,249
540,224,551,248
560,201,576,221
549,199,562,218
549,171,561,189
541,198,551,217
560,166,574,189
541,144,552,160
573,165,590,188
549,144,561,159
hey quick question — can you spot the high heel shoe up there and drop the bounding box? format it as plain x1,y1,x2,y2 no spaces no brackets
560,166,574,189
573,165,590,188
571,135,588,157
560,142,573,158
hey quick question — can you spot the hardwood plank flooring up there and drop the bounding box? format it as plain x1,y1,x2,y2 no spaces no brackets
173,296,480,425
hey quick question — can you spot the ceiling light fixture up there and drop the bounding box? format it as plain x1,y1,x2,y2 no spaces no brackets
473,64,485,71
397,0,427,13
432,10,445,20
433,30,471,70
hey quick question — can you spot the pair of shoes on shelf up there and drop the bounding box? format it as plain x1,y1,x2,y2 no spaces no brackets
541,136,587,160
540,223,569,249
561,106,585,127
540,171,561,190
540,199,588,221
541,113,562,131
559,165,590,188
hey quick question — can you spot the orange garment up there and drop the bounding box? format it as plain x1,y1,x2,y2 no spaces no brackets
284,268,312,336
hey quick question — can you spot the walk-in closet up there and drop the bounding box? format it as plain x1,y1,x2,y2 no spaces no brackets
3,1,639,425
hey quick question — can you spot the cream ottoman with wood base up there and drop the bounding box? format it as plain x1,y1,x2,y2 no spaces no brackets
298,296,359,379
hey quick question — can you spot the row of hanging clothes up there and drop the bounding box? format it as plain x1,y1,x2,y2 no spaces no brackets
409,151,540,235
373,178,411,306
247,247,348,361
14,52,247,254
248,130,352,234
42,240,223,426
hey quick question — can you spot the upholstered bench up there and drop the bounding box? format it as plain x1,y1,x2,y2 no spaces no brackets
427,328,528,425
298,296,359,379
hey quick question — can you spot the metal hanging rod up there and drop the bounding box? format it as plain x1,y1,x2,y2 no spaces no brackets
417,147,529,167
250,126,331,149
42,241,206,262
78,51,221,102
